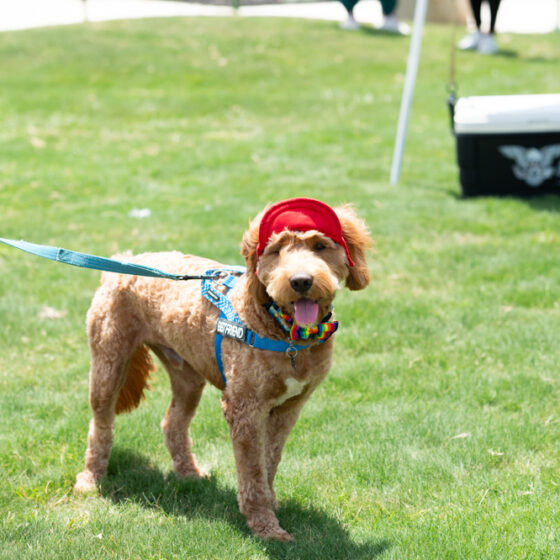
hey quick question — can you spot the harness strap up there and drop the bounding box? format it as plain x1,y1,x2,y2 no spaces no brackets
214,308,228,383
201,269,243,386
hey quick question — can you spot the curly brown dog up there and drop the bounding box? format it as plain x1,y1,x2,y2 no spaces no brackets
74,197,371,541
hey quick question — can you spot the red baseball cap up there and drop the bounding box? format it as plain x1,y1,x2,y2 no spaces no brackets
256,197,354,267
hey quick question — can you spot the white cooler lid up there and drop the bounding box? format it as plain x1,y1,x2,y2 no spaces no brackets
454,94,560,134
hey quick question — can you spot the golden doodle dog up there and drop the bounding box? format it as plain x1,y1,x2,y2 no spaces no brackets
74,197,371,541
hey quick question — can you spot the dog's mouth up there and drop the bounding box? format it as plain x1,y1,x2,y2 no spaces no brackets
292,298,319,326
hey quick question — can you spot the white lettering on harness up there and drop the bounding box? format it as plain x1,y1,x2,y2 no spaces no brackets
216,318,246,341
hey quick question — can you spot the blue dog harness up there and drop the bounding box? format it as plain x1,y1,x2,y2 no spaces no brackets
200,267,312,386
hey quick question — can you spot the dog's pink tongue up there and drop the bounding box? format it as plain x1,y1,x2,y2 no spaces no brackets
294,299,319,326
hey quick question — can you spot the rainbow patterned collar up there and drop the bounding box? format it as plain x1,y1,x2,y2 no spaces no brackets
267,302,339,342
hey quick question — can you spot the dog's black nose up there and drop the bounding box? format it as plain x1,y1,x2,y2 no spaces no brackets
290,273,313,294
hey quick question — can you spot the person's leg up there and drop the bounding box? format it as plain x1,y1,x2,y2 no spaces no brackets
340,0,359,13
470,0,483,30
488,0,502,33
477,0,500,53
458,0,483,50
378,0,409,34
339,0,360,30
380,0,397,16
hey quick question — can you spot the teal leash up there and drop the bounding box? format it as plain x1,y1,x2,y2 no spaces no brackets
0,238,220,281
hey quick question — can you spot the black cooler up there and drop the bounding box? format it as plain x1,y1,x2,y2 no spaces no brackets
453,94,560,197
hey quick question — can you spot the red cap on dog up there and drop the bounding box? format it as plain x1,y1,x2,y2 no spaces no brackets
256,197,354,267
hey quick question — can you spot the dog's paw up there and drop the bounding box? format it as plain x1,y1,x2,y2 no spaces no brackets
268,527,294,542
254,525,294,542
174,463,209,479
248,513,294,542
73,470,99,495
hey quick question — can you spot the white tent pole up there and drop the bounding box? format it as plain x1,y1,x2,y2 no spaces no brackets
389,0,429,185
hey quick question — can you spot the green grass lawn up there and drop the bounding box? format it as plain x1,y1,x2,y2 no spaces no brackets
1,16,560,559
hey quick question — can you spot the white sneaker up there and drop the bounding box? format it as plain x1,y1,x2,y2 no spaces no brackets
457,30,482,50
340,14,360,30
379,15,410,35
477,33,498,54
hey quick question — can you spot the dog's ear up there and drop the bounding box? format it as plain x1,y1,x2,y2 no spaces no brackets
240,211,270,305
335,205,372,291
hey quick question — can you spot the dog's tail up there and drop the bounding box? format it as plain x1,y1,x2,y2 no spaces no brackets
115,345,156,414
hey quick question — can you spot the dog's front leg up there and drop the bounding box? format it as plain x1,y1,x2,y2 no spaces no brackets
222,396,293,541
266,393,310,510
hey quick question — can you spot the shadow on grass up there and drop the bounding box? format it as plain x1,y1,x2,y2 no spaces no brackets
449,191,560,209
526,194,560,212
101,447,390,559
359,26,408,39
493,48,518,59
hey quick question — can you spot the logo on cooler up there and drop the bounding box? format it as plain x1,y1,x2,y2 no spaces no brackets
499,144,560,188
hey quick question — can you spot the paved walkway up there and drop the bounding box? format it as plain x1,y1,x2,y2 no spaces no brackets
1,0,559,33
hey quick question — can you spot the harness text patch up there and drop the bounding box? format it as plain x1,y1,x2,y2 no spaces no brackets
216,318,247,342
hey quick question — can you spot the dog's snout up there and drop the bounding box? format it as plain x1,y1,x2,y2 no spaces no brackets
290,272,313,294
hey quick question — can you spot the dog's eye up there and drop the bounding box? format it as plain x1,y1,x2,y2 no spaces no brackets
313,242,326,252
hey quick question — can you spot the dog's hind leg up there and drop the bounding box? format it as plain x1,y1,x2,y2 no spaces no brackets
153,346,208,479
75,301,145,493
74,354,132,493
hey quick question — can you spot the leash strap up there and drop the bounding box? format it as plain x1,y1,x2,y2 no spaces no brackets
0,238,219,281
